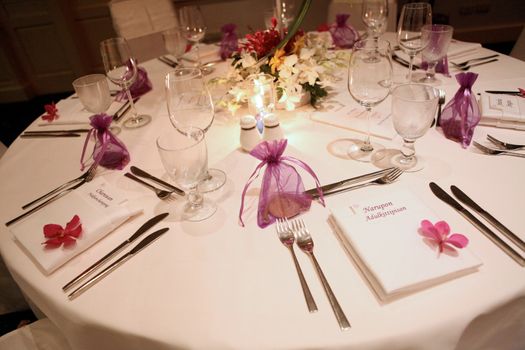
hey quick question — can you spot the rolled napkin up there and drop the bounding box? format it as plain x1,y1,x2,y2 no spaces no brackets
114,66,152,102
10,177,142,274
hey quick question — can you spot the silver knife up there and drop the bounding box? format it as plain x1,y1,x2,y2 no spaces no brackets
304,167,395,197
429,182,524,266
62,212,169,292
130,166,185,196
68,227,169,299
450,185,525,252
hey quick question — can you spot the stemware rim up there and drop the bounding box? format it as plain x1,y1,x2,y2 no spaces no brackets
402,2,432,10
421,24,454,33
72,74,107,87
391,83,439,102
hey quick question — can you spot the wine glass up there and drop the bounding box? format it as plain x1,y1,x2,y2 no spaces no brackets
156,126,216,222
178,6,211,74
397,2,432,82
100,37,151,129
165,67,226,192
419,24,453,85
72,74,112,113
362,0,388,43
162,27,187,66
347,39,393,162
391,83,439,172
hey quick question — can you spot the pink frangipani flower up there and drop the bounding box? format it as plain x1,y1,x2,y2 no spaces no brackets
41,102,59,122
42,215,82,248
420,219,469,253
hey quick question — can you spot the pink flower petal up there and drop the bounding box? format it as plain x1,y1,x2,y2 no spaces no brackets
445,234,469,249
420,220,441,241
43,224,64,238
434,221,451,238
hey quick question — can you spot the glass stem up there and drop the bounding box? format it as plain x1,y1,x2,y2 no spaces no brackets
401,138,416,161
426,61,437,80
187,188,203,211
125,89,138,120
362,106,373,152
195,42,202,68
407,53,415,82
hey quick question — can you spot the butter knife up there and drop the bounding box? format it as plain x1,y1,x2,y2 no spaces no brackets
429,182,524,266
130,166,184,196
450,186,525,252
304,167,395,197
62,212,169,292
68,227,169,299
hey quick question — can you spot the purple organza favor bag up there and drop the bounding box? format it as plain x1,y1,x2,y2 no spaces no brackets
114,66,152,102
421,56,450,77
329,14,359,49
219,23,238,60
81,114,130,170
439,72,480,148
239,139,324,229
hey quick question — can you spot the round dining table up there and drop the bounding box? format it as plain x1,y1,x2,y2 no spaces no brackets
1,34,524,350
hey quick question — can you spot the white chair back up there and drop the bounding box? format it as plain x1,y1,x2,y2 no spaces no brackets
510,26,525,61
0,318,71,350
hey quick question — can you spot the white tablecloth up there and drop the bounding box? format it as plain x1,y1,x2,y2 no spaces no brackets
1,36,524,349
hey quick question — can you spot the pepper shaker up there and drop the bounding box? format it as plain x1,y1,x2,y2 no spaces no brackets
262,114,284,141
240,115,261,152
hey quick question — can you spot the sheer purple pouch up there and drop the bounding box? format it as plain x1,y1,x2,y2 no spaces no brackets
329,14,359,49
114,66,152,102
440,72,480,148
239,139,324,229
80,114,130,171
220,23,238,60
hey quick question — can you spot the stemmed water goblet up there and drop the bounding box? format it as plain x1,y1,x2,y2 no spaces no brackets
418,24,454,85
362,0,388,43
72,74,112,114
391,83,439,172
347,39,393,162
397,2,432,82
178,6,211,74
162,27,187,66
165,67,226,192
100,37,151,129
156,126,216,222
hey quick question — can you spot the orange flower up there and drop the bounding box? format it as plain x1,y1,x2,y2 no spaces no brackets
291,34,306,55
269,48,286,74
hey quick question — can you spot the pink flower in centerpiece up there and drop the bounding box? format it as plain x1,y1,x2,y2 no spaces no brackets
41,103,59,122
42,215,82,248
420,219,469,253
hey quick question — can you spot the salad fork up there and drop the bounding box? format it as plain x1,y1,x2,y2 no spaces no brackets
473,141,525,158
454,59,498,71
487,134,525,150
291,218,351,330
275,218,318,313
450,54,499,68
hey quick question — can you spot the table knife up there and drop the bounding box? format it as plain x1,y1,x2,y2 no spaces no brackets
68,227,169,299
429,182,524,266
130,166,185,196
304,167,395,197
20,133,81,138
62,212,169,292
450,185,525,252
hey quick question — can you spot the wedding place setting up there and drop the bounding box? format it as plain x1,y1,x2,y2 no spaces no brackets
0,0,524,349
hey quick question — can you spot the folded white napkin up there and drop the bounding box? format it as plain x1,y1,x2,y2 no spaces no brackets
182,43,220,62
395,39,482,66
479,93,525,130
330,189,481,301
10,177,142,274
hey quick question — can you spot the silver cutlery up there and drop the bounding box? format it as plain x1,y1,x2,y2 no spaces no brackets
450,186,524,252
63,212,169,292
484,90,524,97
68,227,170,299
487,134,525,150
450,54,499,68
124,173,178,200
473,141,525,158
305,167,395,197
432,89,446,127
20,133,81,138
130,166,184,196
158,56,178,67
455,59,498,71
276,218,318,313
429,182,524,267
291,218,351,330
312,168,403,199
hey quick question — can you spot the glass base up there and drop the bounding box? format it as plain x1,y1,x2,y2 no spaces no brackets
123,114,152,129
183,199,217,221
348,141,385,163
390,151,426,172
198,168,227,193
414,72,442,85
200,65,215,75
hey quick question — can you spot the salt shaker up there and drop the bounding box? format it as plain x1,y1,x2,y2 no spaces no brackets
240,115,261,152
262,114,284,141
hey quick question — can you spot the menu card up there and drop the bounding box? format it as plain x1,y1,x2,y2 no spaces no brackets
330,189,482,301
10,177,142,274
479,92,525,130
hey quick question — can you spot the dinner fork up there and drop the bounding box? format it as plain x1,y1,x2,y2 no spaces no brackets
473,141,525,158
450,54,499,68
487,134,525,150
291,218,351,330
124,173,177,200
315,168,403,198
454,59,499,71
275,218,318,313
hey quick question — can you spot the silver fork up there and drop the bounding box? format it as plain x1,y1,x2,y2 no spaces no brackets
291,218,351,331
455,59,498,71
473,141,525,158
487,134,525,151
316,168,403,198
275,218,318,313
124,173,177,199
450,54,499,68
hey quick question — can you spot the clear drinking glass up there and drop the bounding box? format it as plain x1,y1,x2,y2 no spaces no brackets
391,83,439,171
347,39,393,162
156,126,216,222
362,0,389,43
100,37,151,129
178,6,210,74
419,24,454,85
165,67,226,192
72,74,112,113
397,2,432,82
162,27,187,66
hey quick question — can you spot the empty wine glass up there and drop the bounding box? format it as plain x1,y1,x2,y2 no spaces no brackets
165,67,226,192
72,74,112,113
100,37,151,128
391,83,439,171
362,0,388,43
157,126,216,222
162,27,187,66
347,39,393,162
419,24,453,85
397,2,432,82
178,6,211,74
